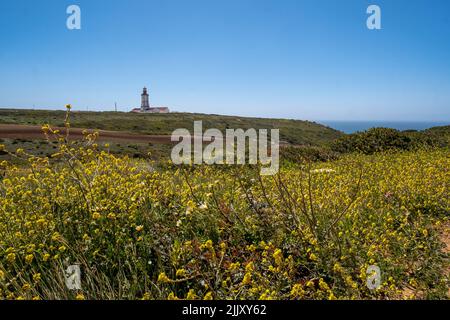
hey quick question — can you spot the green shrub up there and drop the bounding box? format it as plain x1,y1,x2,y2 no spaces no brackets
331,128,445,155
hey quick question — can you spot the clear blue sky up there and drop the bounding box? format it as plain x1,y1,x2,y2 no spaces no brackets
0,0,449,121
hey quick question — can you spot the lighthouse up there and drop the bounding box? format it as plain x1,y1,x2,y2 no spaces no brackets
141,87,150,111
131,87,169,113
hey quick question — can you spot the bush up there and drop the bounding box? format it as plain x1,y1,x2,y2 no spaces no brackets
331,128,444,155
281,145,339,163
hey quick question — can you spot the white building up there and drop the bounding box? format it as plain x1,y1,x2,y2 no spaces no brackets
131,87,170,113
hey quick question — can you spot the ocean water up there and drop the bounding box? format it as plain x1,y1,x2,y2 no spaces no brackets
319,121,449,134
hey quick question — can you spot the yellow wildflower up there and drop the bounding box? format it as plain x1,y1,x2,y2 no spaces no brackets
186,289,198,300
92,212,101,220
33,273,42,282
273,248,283,266
176,269,186,278
242,272,252,285
203,292,213,300
25,254,34,264
6,253,16,263
157,272,171,283
22,283,31,291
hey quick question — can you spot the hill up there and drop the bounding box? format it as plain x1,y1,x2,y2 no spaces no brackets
0,108,343,146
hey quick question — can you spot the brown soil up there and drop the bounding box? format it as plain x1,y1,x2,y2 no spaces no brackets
0,124,173,144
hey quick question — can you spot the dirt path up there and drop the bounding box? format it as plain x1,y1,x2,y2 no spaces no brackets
0,124,173,144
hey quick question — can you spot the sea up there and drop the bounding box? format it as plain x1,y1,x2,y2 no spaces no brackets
318,121,449,134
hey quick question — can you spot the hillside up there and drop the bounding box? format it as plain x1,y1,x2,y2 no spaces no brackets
0,108,343,146
425,125,450,144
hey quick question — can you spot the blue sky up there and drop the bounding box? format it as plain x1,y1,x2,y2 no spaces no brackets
0,0,449,121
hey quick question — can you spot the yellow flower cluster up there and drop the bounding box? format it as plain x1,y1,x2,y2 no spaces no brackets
0,119,448,300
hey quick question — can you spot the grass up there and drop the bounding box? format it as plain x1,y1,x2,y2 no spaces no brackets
0,109,448,300
0,122,448,300
0,138,172,163
0,108,343,146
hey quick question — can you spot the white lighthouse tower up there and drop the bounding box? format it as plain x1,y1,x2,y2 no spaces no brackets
141,87,150,111
130,86,169,113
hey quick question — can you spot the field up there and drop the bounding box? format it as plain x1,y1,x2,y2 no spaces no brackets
0,108,343,146
0,124,175,162
0,109,448,300
0,108,345,164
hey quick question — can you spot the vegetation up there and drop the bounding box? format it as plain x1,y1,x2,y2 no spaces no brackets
0,108,343,146
330,127,449,155
280,145,339,163
0,138,171,163
0,110,448,300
